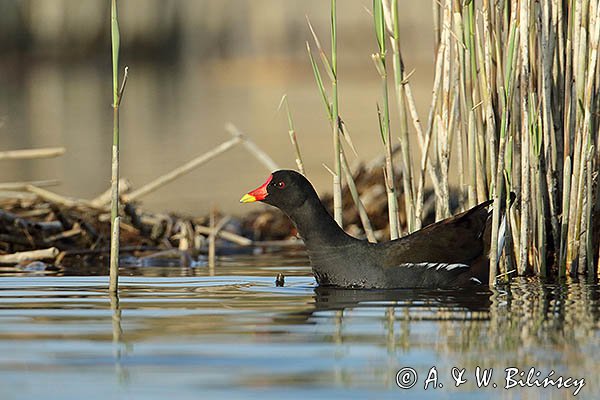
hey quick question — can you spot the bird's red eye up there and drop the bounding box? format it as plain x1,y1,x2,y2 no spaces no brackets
276,181,285,189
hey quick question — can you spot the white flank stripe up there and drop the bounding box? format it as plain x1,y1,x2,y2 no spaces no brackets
497,213,507,264
399,262,469,271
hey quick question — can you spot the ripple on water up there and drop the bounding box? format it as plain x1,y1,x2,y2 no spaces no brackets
0,256,598,399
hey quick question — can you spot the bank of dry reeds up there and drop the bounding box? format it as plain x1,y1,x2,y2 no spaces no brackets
311,0,599,284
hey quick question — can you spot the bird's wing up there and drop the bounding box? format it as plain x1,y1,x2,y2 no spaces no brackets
383,200,493,265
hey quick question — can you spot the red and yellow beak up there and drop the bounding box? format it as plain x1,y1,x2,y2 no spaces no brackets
240,174,272,203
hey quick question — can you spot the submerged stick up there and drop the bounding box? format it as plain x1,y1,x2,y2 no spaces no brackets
0,147,65,161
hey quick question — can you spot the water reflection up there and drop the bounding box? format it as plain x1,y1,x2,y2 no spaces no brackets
0,258,598,398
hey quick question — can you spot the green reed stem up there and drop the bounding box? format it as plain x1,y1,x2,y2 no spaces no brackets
109,0,128,293
389,0,415,233
373,0,400,239
331,0,342,227
109,0,120,293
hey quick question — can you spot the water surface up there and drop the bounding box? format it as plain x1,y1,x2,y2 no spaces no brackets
1,254,598,399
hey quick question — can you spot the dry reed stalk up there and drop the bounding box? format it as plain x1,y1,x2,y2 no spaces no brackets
44,225,83,243
488,100,509,282
569,154,586,276
225,124,280,172
90,178,131,208
540,0,561,260
402,74,442,203
559,157,572,276
331,0,343,227
578,151,590,272
517,0,531,275
373,0,400,239
0,180,60,190
302,0,600,282
123,136,242,203
0,190,36,200
25,185,87,208
385,0,415,232
306,5,343,227
475,11,497,198
109,0,127,294
534,113,547,277
0,247,59,264
340,151,377,243
585,147,595,277
414,39,446,229
279,95,306,175
566,0,600,272
436,0,452,219
0,147,65,161
208,208,215,273
455,113,466,208
432,0,441,52
207,213,230,273
109,216,120,287
195,225,252,246
461,5,478,209
563,1,575,164
578,1,599,271
488,9,518,278
467,110,478,207
451,4,470,209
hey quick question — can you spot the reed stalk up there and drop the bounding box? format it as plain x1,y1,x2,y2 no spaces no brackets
436,0,452,220
340,151,377,243
517,0,531,276
331,0,342,227
109,0,127,294
306,2,343,227
585,147,595,277
559,157,572,277
305,0,600,281
307,13,375,240
373,0,400,239
385,0,415,232
414,40,445,229
279,96,305,175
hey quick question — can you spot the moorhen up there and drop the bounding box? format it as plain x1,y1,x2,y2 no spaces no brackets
240,170,505,289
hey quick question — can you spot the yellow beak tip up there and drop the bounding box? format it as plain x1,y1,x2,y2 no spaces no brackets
240,194,257,203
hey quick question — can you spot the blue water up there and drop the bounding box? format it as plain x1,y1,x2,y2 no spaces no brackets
0,255,598,399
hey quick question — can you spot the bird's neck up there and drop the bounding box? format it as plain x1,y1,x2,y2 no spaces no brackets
287,196,353,248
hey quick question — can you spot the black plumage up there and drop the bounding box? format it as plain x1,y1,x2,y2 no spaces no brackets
242,170,500,289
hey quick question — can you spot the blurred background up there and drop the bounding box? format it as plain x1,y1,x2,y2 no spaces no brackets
0,0,434,215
